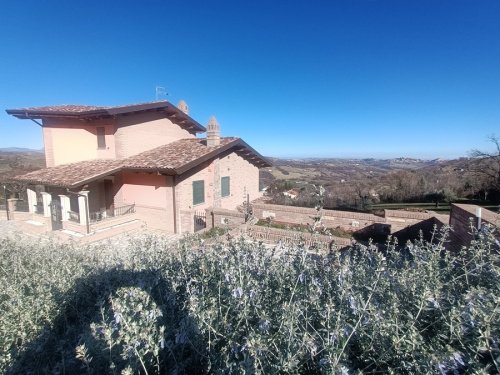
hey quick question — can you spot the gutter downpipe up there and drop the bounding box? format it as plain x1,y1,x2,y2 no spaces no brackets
24,113,43,127
172,176,177,234
66,189,90,234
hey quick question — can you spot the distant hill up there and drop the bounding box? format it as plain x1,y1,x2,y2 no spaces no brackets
259,156,489,201
262,156,453,185
0,147,43,153
0,149,45,181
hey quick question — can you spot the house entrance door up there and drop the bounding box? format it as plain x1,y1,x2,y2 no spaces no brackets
104,179,114,216
50,199,63,230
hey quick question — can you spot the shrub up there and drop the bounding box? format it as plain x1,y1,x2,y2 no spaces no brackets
0,226,498,374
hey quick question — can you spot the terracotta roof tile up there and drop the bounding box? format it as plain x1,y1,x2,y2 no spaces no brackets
123,137,239,172
15,104,105,113
12,159,122,188
8,102,164,114
6,101,206,133
12,137,270,188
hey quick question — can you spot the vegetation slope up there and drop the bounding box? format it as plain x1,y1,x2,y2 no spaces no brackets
0,228,498,374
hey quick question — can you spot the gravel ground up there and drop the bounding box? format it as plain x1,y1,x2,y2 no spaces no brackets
0,220,18,238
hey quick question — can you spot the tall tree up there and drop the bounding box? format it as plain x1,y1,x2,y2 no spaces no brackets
470,135,500,201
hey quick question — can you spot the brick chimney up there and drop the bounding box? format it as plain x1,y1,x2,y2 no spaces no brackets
206,116,220,147
177,100,189,115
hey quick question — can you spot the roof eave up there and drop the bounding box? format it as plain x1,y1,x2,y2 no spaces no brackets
174,139,242,175
174,138,271,175
121,167,177,175
232,139,272,168
68,166,124,188
6,101,207,132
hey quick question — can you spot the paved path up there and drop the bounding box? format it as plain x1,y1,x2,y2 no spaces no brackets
0,218,183,252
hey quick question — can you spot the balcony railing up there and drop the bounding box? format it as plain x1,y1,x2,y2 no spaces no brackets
89,210,105,223
89,204,135,223
114,204,136,216
14,200,29,212
34,203,44,215
68,210,80,223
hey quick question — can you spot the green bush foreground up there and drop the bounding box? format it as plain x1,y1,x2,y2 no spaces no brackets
0,228,498,374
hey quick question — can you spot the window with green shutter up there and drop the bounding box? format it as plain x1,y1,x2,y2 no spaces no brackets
221,176,230,197
192,180,205,205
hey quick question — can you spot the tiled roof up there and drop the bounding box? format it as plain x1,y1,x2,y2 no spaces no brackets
123,137,240,173
12,159,122,187
12,137,271,188
5,101,206,133
11,104,105,113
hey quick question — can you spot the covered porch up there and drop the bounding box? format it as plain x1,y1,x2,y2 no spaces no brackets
9,160,140,236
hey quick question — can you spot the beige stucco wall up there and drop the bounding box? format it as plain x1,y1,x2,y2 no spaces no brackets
116,172,175,232
115,112,195,158
42,118,116,167
218,151,261,210
41,112,196,167
119,172,169,207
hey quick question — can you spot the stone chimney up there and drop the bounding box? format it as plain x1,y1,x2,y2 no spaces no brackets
206,116,220,147
177,100,189,115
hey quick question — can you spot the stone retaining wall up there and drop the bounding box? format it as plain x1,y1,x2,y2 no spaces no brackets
449,204,499,250
207,208,246,229
384,209,435,232
251,203,450,235
252,203,383,231
246,225,352,250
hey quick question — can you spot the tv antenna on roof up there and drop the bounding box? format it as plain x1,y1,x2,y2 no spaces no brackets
155,86,168,101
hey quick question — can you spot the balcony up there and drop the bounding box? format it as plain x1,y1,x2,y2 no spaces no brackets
13,200,29,212
34,203,44,215
68,210,80,223
89,204,136,224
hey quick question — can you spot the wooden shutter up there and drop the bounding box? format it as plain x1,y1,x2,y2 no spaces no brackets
193,180,205,205
221,176,230,197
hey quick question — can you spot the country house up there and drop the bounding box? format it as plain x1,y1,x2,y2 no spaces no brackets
5,101,270,235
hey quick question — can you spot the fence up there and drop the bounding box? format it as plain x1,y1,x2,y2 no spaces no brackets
14,200,29,212
207,208,246,229
89,204,136,223
68,210,80,223
34,203,44,215
194,211,207,232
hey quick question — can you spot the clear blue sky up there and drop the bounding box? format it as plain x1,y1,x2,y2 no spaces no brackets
1,0,499,159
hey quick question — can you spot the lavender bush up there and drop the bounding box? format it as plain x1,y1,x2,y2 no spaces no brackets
0,226,498,374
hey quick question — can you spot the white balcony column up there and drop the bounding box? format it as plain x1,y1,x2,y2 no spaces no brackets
59,194,70,222
27,188,37,214
78,190,89,227
40,192,52,217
